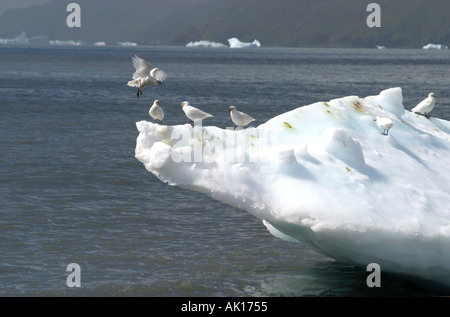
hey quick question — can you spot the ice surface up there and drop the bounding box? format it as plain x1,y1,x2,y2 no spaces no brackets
135,88,450,287
228,37,261,48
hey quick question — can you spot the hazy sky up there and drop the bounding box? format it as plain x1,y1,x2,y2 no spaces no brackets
0,0,51,16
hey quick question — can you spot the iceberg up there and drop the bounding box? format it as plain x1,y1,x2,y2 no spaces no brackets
50,40,84,46
117,41,137,46
0,31,29,45
135,88,450,288
423,43,448,50
228,37,261,48
186,40,227,48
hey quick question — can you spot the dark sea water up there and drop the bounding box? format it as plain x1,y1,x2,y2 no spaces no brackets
0,44,449,297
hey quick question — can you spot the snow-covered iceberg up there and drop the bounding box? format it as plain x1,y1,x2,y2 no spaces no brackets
228,37,261,48
135,88,450,288
423,43,448,50
187,40,227,48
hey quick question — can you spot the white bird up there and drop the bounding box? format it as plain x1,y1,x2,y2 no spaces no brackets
181,101,213,124
127,55,167,98
149,100,164,124
374,116,394,135
229,106,255,128
411,93,436,118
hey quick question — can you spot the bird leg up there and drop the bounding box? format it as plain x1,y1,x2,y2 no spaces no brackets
136,89,140,99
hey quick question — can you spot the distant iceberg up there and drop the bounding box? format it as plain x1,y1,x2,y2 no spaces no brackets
50,40,84,46
0,31,29,44
94,41,106,46
423,43,448,50
0,31,91,46
186,40,227,48
228,37,261,48
117,41,137,46
136,87,450,288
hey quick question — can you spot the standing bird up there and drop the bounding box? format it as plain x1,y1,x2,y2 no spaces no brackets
181,101,213,125
411,93,436,118
149,100,164,124
229,106,255,129
127,55,167,98
374,116,394,135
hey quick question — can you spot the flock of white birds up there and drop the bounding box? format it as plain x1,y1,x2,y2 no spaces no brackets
127,55,437,132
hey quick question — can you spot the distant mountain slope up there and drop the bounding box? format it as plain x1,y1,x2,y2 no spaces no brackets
0,0,449,47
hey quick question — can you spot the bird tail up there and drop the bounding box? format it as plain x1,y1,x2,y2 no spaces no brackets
127,80,138,87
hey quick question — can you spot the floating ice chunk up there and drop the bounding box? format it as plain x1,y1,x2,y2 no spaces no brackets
135,87,450,288
423,43,448,50
117,41,137,46
186,40,227,48
228,37,261,48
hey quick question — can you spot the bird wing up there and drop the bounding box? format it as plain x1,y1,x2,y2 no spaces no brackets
411,98,430,112
132,55,152,79
150,68,167,82
239,111,255,122
187,106,213,118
